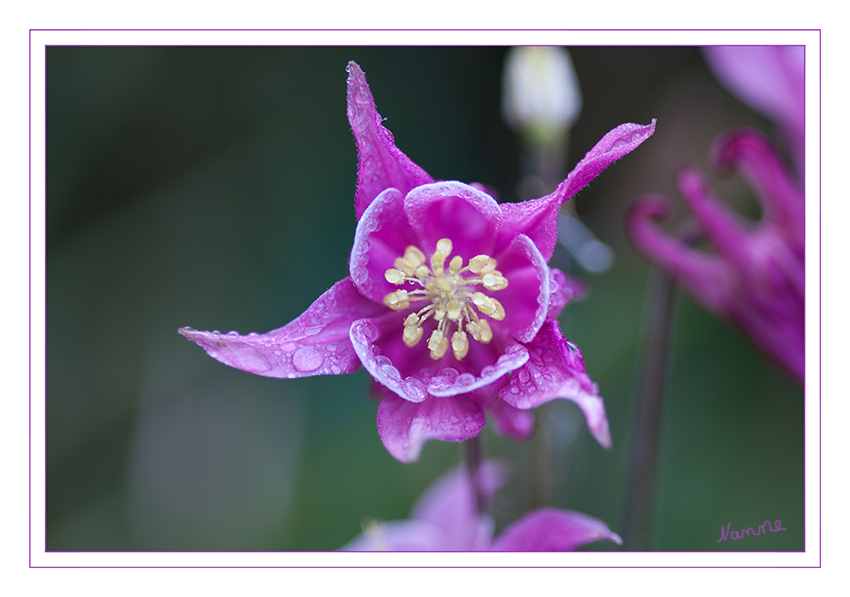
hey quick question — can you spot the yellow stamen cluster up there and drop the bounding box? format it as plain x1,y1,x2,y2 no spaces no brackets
382,238,509,360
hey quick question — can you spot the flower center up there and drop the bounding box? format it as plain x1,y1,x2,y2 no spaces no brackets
382,238,509,360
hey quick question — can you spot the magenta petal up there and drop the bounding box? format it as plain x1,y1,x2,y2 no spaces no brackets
702,46,804,173
349,186,417,303
626,195,734,312
702,47,803,137
341,519,446,551
347,61,434,219
498,321,611,450
350,313,430,403
489,508,622,552
351,311,530,401
493,234,550,343
472,386,536,441
410,461,506,550
179,278,383,379
498,120,656,260
711,129,804,243
546,267,586,321
404,181,502,258
676,166,754,275
426,341,530,398
376,393,486,463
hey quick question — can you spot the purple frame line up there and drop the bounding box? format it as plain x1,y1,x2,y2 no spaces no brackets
29,28,818,31
28,27,32,570
29,29,822,569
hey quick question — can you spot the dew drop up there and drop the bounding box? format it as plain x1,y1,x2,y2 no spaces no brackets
292,346,324,372
456,373,474,387
353,266,368,284
226,330,239,336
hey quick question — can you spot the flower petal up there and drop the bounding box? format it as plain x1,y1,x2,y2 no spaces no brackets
546,267,586,321
179,278,383,379
347,61,434,219
626,195,734,313
410,461,506,550
349,186,417,303
498,120,656,260
711,128,804,244
404,181,502,259
702,46,803,137
488,507,622,552
350,313,430,403
340,519,446,551
702,46,804,173
498,321,611,450
471,386,536,441
376,393,486,463
351,311,531,402
492,234,550,344
676,166,752,268
426,341,530,398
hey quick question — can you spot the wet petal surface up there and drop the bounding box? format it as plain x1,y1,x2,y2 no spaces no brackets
179,278,383,379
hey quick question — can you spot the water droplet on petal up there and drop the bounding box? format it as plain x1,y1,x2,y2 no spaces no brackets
292,346,324,372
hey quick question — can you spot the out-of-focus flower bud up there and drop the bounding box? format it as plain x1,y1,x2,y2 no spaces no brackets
501,46,582,146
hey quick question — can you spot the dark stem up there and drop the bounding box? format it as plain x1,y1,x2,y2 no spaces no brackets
466,434,488,516
622,224,699,550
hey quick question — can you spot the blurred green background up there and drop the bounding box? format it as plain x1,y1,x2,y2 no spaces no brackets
46,46,803,552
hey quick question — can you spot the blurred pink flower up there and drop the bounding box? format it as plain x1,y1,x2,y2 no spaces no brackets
702,46,804,177
341,461,621,552
627,129,804,384
180,61,656,461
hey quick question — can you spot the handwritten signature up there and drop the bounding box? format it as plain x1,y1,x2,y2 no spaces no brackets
717,519,787,542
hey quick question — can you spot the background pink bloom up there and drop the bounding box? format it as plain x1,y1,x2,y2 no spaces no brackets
180,62,655,462
702,46,804,177
341,461,621,552
627,129,804,384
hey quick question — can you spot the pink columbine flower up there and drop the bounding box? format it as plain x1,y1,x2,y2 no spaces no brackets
626,129,804,384
180,62,656,461
341,461,621,552
702,46,804,177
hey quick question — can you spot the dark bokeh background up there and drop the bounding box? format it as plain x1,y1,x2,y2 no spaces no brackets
46,46,804,552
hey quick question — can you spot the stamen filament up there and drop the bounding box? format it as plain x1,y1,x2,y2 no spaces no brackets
382,237,508,360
